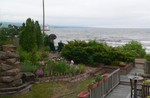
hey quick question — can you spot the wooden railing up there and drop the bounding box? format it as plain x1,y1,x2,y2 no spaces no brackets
88,67,120,98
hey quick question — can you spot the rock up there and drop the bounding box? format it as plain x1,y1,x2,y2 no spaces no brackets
2,45,16,52
11,79,22,87
0,68,20,76
0,76,15,83
0,51,8,60
0,83,10,88
0,63,13,71
0,60,6,64
22,72,35,83
6,58,17,65
14,61,21,68
6,51,19,58
0,74,21,83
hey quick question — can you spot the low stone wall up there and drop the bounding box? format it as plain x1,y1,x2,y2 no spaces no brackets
35,73,90,83
0,45,22,88
120,63,134,75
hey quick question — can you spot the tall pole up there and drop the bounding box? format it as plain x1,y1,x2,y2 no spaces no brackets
42,0,45,34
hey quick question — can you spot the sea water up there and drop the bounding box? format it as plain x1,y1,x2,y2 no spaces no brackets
45,28,150,53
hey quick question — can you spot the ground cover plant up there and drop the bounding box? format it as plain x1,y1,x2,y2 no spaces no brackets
61,40,144,67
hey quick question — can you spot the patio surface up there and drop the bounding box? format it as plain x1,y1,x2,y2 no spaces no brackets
105,59,145,98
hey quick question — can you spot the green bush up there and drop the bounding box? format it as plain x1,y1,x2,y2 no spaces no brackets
18,48,41,64
145,54,150,62
61,40,135,67
21,61,38,73
121,40,146,58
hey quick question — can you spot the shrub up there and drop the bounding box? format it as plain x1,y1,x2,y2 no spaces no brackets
21,61,38,73
78,64,86,74
121,40,146,58
41,51,49,59
145,54,150,62
61,40,135,67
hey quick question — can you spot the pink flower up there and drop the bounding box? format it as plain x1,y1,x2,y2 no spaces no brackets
36,69,44,76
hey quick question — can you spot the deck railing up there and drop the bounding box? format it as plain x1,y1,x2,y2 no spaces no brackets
88,67,120,98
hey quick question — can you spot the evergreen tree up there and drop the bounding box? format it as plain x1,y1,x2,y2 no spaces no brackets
34,21,43,49
20,18,37,52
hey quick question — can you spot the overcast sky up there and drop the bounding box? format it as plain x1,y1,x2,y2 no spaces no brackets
0,0,150,28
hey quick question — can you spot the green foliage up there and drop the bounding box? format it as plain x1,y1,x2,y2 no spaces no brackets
61,40,136,67
21,61,38,73
41,51,49,59
19,18,43,52
18,48,41,64
145,54,150,61
43,34,49,46
121,40,146,58
0,28,7,50
57,41,64,52
95,75,103,82
49,41,55,51
45,60,79,76
20,18,37,52
34,21,43,49
78,64,86,74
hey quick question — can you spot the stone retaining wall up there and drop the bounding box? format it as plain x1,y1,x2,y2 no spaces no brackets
35,73,90,83
0,45,22,88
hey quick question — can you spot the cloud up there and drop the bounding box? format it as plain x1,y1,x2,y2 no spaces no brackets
1,0,150,27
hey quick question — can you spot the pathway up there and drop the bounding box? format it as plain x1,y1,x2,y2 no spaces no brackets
105,59,145,98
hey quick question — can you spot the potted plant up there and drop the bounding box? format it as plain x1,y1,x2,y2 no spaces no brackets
143,80,150,85
144,54,150,74
77,91,89,98
95,75,103,86
119,61,126,67
88,80,97,89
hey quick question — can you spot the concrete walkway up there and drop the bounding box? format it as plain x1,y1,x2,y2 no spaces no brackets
105,60,145,98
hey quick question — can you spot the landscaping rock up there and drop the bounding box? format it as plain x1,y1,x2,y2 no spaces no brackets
0,63,13,71
14,61,21,68
6,58,17,65
11,79,22,87
0,76,15,83
6,51,19,58
2,45,16,52
22,72,35,83
0,51,8,60
0,68,20,76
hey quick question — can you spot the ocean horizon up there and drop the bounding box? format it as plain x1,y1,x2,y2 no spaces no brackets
1,22,150,53
45,27,150,53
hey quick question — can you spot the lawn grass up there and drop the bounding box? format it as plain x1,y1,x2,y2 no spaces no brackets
0,78,93,98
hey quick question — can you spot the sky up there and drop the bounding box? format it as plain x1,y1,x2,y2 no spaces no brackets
0,0,150,28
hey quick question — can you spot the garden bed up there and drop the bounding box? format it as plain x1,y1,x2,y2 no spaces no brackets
35,66,118,83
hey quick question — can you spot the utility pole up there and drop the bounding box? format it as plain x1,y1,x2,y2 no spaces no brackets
42,0,45,34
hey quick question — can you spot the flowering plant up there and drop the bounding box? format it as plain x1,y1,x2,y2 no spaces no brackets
36,69,44,77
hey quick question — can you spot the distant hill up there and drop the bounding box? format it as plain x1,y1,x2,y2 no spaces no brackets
0,22,22,27
0,22,89,28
